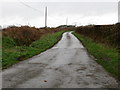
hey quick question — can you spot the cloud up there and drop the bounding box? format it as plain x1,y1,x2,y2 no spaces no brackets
76,13,118,26
0,1,118,28
0,0,119,2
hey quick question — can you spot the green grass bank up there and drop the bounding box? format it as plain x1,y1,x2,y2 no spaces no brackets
73,32,119,80
2,31,65,69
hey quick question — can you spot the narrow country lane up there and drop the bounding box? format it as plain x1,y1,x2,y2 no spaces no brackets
2,32,118,88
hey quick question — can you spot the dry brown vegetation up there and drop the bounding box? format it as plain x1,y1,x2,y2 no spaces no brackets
75,23,120,49
2,26,71,46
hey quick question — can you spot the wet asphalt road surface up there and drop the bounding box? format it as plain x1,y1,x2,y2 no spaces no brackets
2,32,118,88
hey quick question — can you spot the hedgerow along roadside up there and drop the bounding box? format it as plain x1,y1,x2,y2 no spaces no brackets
73,32,119,80
2,31,65,69
75,23,120,49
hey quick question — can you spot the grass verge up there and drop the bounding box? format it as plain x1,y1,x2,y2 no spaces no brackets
73,32,119,80
2,31,65,69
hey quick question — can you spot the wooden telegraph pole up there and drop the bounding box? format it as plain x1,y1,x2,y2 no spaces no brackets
66,17,68,26
45,6,47,28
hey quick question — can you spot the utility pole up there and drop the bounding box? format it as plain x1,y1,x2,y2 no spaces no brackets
118,1,120,23
45,6,47,28
66,17,68,26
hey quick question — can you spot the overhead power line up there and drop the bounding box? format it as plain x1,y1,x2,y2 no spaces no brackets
19,1,48,28
19,1,42,13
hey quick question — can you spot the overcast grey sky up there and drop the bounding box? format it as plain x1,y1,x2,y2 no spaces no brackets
0,0,119,28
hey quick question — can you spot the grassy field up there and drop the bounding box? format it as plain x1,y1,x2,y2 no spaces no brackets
73,32,119,80
2,31,65,69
